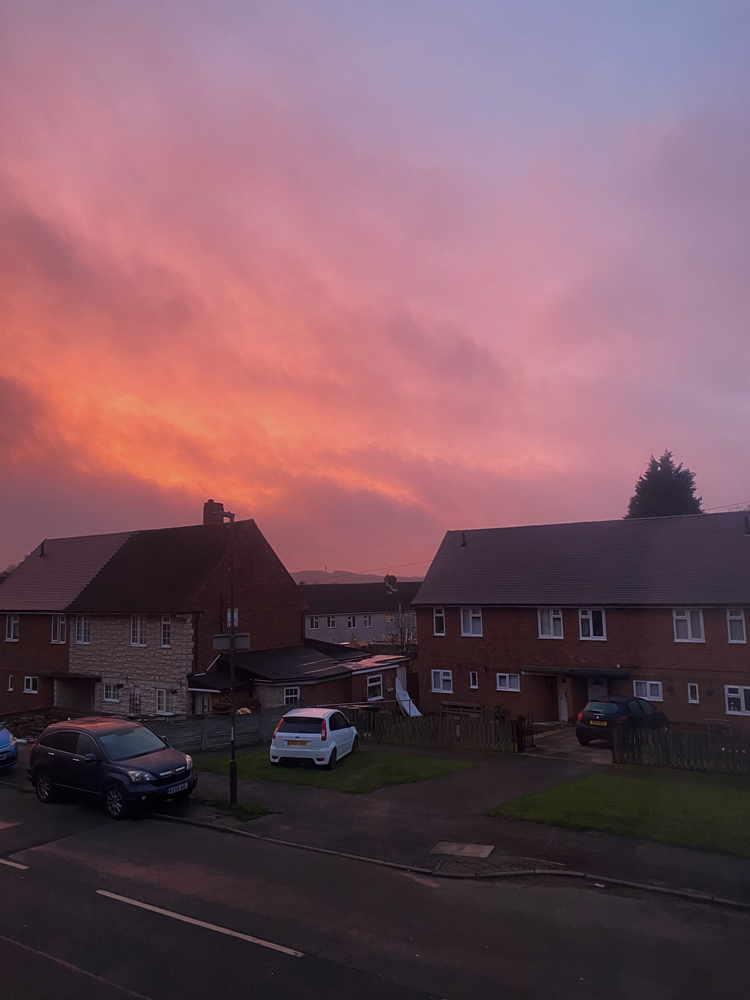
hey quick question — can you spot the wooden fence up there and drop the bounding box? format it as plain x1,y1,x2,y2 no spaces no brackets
143,709,285,753
346,709,517,753
613,726,750,775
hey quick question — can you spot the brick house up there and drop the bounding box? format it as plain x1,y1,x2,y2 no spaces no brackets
412,512,750,730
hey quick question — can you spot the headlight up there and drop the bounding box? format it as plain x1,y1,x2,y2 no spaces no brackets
126,770,156,782
184,755,193,770
8,734,16,747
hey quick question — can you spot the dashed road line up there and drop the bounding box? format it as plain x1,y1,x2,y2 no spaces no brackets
0,858,28,870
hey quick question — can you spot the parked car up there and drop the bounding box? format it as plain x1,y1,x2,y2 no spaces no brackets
28,718,197,818
270,708,358,769
0,724,18,770
576,696,670,745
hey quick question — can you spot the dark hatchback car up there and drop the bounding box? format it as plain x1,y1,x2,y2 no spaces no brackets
576,696,670,745
28,718,197,818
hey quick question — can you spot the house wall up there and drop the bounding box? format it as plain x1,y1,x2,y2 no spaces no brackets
304,611,415,644
254,676,353,710
69,614,193,716
415,606,750,726
0,613,69,713
191,522,308,671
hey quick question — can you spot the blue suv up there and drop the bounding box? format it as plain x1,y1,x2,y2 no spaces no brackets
28,717,197,819
0,724,18,771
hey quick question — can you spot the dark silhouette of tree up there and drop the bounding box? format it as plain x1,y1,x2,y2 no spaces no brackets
625,451,703,518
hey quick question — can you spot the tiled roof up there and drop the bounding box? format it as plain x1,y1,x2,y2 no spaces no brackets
413,512,750,607
299,581,422,615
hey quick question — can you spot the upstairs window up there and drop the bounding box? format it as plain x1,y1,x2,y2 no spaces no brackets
50,615,66,644
673,609,703,642
75,616,90,644
309,616,319,630
5,615,19,642
363,615,372,628
431,669,453,693
130,616,147,646
460,607,482,636
385,614,395,623
579,609,606,640
433,608,446,635
538,608,563,639
161,616,171,648
367,674,383,700
326,616,336,629
727,609,746,644
347,616,356,629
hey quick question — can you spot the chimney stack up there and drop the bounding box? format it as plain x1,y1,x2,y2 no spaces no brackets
203,499,225,525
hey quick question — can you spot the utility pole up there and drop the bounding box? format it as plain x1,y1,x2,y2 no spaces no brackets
219,509,237,804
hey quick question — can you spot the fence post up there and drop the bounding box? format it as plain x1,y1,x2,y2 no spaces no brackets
515,714,525,753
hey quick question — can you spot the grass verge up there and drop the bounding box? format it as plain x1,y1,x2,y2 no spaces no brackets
195,797,271,822
198,750,475,794
488,771,750,858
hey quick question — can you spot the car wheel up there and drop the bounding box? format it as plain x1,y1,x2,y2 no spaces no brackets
104,783,128,820
350,735,359,754
35,769,57,804
576,737,590,747
326,748,337,771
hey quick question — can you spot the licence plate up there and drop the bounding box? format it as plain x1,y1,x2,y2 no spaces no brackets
167,781,189,795
590,721,607,726
287,740,308,746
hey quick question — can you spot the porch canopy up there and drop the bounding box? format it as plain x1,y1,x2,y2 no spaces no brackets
520,666,631,678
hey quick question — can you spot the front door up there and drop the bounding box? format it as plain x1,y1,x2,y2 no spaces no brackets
556,677,569,722
587,677,608,701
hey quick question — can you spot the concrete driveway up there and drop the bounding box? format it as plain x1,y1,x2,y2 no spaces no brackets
529,726,613,764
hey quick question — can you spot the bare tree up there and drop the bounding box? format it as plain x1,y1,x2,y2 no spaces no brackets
385,608,417,653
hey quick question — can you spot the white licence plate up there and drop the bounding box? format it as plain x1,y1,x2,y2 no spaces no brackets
167,781,189,795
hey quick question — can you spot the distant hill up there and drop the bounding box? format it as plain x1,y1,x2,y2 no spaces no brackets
291,569,424,585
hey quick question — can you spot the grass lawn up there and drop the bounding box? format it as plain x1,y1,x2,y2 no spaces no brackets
488,769,750,858
197,749,475,794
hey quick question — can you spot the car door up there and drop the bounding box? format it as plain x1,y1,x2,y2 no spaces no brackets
68,732,104,794
638,699,660,729
42,730,80,786
627,700,646,728
334,713,353,754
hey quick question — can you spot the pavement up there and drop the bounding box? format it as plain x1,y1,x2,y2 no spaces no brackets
528,725,614,764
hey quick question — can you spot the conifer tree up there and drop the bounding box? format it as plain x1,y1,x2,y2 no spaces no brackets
625,451,703,518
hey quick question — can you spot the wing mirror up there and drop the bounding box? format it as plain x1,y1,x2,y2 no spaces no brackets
84,753,100,763
162,737,169,746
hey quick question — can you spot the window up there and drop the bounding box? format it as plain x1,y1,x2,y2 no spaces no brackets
130,616,147,646
347,616,356,629
155,688,174,714
7,675,12,691
460,607,482,636
673,609,704,642
367,674,383,700
727,609,746,644
161,616,171,647
579,609,606,640
496,673,520,691
284,686,300,705
103,683,120,703
385,614,395,623
5,615,19,642
538,608,563,638
42,730,77,753
75,616,90,644
433,607,445,636
24,676,38,695
50,615,66,644
76,733,99,757
633,680,663,701
469,670,478,689
326,616,336,629
363,615,372,628
226,608,239,628
687,683,700,704
725,686,750,715
431,669,453,693
309,617,319,630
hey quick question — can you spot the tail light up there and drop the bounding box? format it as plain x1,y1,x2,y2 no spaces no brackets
321,718,327,742
577,712,583,721
273,719,283,739
616,715,628,723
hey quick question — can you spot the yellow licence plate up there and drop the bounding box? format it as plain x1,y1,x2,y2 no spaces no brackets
590,721,607,726
288,740,308,746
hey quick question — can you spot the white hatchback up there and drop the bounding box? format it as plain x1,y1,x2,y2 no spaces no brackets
270,708,358,769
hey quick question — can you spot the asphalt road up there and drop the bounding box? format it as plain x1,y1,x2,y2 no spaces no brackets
2,783,750,1000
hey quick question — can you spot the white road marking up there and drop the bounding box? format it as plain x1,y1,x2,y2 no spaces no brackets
0,858,28,870
96,890,304,957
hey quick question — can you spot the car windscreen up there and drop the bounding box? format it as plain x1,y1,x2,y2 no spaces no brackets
99,727,167,761
585,701,620,714
278,718,323,733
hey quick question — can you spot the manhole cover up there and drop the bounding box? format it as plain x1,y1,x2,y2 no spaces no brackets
430,841,495,859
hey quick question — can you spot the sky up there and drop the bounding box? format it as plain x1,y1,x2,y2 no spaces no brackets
2,0,750,573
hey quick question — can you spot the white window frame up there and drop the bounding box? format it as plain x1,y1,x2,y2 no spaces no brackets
309,617,319,630
366,674,383,701
5,615,19,642
50,615,66,644
130,615,147,647
7,674,13,692
155,688,175,715
326,616,336,629
633,680,663,702
102,683,120,703
385,614,395,623
538,608,563,639
725,685,750,715
579,608,606,641
687,683,700,705
23,675,38,695
284,686,300,705
75,616,90,644
347,616,356,629
160,616,171,648
363,615,372,628
727,608,746,644
469,670,478,689
673,608,704,643
431,669,453,693
226,608,239,629
496,673,520,691
433,607,446,636
460,607,483,637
